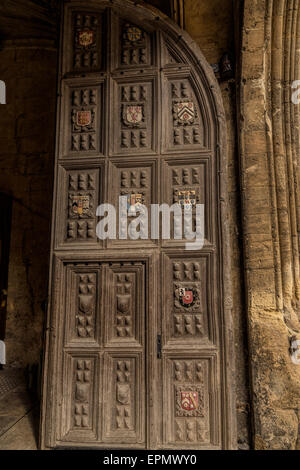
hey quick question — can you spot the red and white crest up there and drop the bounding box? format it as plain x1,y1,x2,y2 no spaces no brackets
78,30,94,47
180,391,199,412
177,101,195,123
179,287,196,307
125,105,143,125
76,111,92,127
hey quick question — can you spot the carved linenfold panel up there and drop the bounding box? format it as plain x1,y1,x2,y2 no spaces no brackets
120,23,151,67
113,81,154,154
164,358,211,445
65,169,98,243
72,12,102,72
166,79,205,150
72,358,95,430
69,86,101,154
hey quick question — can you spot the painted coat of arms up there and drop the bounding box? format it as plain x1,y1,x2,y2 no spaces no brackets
178,287,196,307
124,25,143,42
176,385,204,417
180,391,199,411
123,105,144,127
76,110,92,127
178,190,196,209
175,101,196,124
127,193,144,215
72,195,90,216
77,30,95,47
174,285,200,311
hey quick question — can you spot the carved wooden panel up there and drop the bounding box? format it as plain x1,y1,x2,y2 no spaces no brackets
112,79,156,155
103,353,145,444
70,11,103,73
65,266,101,347
104,263,145,346
162,37,186,67
61,81,103,157
66,169,97,243
163,74,207,153
162,159,210,246
118,21,152,68
162,254,210,345
60,354,98,441
163,356,219,447
56,166,102,248
109,160,157,246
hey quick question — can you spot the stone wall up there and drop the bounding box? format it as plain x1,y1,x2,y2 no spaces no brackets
240,0,300,450
0,40,57,366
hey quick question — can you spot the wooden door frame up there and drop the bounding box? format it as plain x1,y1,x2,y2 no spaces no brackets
40,0,237,450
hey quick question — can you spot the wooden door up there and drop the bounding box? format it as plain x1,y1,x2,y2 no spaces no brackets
41,0,236,450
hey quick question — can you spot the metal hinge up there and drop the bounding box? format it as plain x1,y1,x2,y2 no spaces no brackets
157,334,162,359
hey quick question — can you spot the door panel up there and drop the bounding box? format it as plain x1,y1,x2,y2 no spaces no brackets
68,11,105,73
112,78,157,155
64,80,104,157
55,163,104,249
162,354,220,448
55,259,146,447
163,74,207,153
162,158,210,247
61,353,99,442
162,253,211,345
41,0,235,450
103,352,145,444
108,158,158,248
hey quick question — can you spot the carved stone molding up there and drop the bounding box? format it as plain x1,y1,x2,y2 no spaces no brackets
240,0,300,451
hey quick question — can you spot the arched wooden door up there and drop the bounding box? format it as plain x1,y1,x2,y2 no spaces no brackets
40,0,236,450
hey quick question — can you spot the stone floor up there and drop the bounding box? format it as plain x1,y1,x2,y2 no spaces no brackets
0,368,39,450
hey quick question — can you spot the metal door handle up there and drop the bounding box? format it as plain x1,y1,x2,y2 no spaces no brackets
157,334,162,359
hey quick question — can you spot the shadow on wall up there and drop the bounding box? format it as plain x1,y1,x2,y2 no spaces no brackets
0,43,57,369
